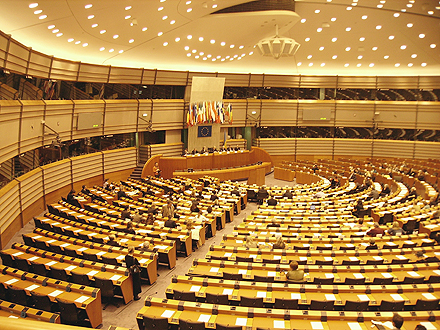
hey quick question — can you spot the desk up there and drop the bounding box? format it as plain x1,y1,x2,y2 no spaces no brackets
0,300,60,324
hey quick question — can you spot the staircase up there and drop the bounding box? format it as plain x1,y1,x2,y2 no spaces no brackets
129,164,144,179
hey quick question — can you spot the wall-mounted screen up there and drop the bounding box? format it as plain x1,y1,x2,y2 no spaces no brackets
77,112,102,130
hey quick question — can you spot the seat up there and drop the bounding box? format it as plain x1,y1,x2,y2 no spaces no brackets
240,296,263,308
310,300,334,311
342,259,360,265
56,298,88,326
274,298,298,309
31,263,50,277
316,245,332,251
253,275,274,283
414,299,440,310
344,300,369,311
82,251,99,262
64,247,79,258
50,268,70,282
0,252,16,268
313,277,334,285
247,190,257,202
379,300,404,311
401,242,417,248
71,271,92,286
173,290,196,302
403,220,418,234
205,292,229,305
210,255,229,261
428,275,440,283
403,276,425,284
216,324,243,330
142,315,169,330
235,256,253,263
94,277,119,309
293,246,309,250
8,287,32,306
15,258,31,272
344,277,366,285
77,233,91,242
0,283,7,300
22,235,36,247
50,244,64,255
262,258,280,264
30,291,58,313
379,213,394,225
372,277,393,285
339,246,356,251
34,240,50,252
223,273,242,281
179,319,206,330
366,259,384,265
315,260,333,265
101,256,119,266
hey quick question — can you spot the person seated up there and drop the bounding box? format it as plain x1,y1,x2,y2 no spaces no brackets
210,192,219,201
117,186,127,200
107,234,120,247
148,205,159,215
66,189,82,208
103,178,110,190
353,218,364,228
200,146,207,154
164,215,177,228
267,219,280,228
314,190,325,199
182,149,188,156
366,238,378,250
121,206,132,220
352,200,364,218
81,185,90,195
367,223,385,237
381,184,391,196
283,190,293,199
412,200,421,213
369,188,379,200
407,187,417,200
132,209,143,223
273,236,286,249
125,221,136,234
231,188,240,196
284,261,304,282
244,236,257,249
387,221,404,236
190,200,200,213
145,213,155,225
414,250,440,263
267,194,278,206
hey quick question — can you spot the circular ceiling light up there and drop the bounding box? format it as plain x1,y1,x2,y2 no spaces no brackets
85,4,93,9
29,3,38,8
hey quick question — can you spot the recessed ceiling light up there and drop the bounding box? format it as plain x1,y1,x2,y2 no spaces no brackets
221,42,226,46
357,55,363,59
401,9,406,12
344,63,349,67
221,58,225,61
199,52,204,55
100,47,105,51
192,49,196,53
100,30,106,34
52,29,59,33
320,63,325,67
430,44,436,48
317,28,322,32
113,34,119,39
408,63,413,67
305,37,311,42
170,20,176,24
125,6,132,10
319,47,324,51
315,9,320,13
175,37,180,42
407,4,413,7
428,10,434,15
85,4,93,9
160,0,166,2
195,55,199,59
226,56,230,59
88,15,94,19
68,38,74,42
357,63,361,67
184,46,189,50
346,7,352,10
249,51,253,55
297,62,302,66
163,42,168,46
331,37,337,42
82,43,88,47
202,57,207,61
419,34,425,38
346,27,351,31
158,31,163,36
331,17,337,21
376,25,382,29
34,10,42,14
389,35,394,40
307,55,312,59
187,8,192,12
48,25,55,29
142,27,148,31
92,23,98,28
210,40,215,44
332,55,337,59
400,45,407,49
199,37,204,41
158,7,164,11
369,63,374,67
395,63,400,67
359,37,365,41
119,50,124,53
212,4,217,8
407,23,413,28
230,44,235,48
384,55,389,59
186,0,191,4
411,54,417,58
207,54,212,58
109,49,114,53
216,55,221,59
301,18,306,23
129,39,134,43
372,46,378,51
377,4,383,8
187,53,191,57
421,63,427,67
187,35,192,39
162,16,168,20
125,15,131,19
309,63,313,66
39,14,47,19
345,47,351,51
393,13,400,17
29,3,38,8
362,15,368,19
75,41,81,44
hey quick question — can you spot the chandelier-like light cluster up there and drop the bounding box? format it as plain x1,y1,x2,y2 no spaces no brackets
255,25,300,60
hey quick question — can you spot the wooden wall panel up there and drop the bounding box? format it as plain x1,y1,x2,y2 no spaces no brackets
334,101,375,127
72,153,103,182
337,76,377,89
151,143,184,157
334,139,372,157
108,66,143,84
0,100,20,164
297,138,334,156
263,74,300,88
217,73,250,87
298,100,335,127
28,51,51,79
50,58,80,81
5,39,28,74
103,147,137,173
261,100,298,126
373,140,415,159
151,100,184,130
155,70,188,86
0,181,20,247
374,102,417,129
103,100,138,135
416,102,440,130
71,100,105,140
43,159,72,195
413,141,440,160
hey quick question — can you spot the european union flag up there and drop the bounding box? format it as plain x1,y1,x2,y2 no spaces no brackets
198,125,212,138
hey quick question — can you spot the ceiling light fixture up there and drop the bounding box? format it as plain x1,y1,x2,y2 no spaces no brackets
255,24,300,60
29,3,38,8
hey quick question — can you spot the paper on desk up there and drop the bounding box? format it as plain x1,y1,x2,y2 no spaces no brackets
407,271,421,277
273,255,282,260
48,290,63,297
33,235,42,239
198,314,211,323
390,294,404,301
116,255,125,260
373,256,383,260
422,293,437,300
120,239,129,243
235,318,247,326
311,322,324,330
381,273,393,278
257,291,267,298
210,267,219,273
190,285,201,292
28,256,39,262
139,258,148,264
300,257,308,261
75,295,89,303
65,265,77,271
45,261,57,266
25,284,40,291
60,243,70,247
12,252,23,257
291,293,301,299
268,271,277,277
236,240,243,244
238,269,247,275
223,289,233,295
396,255,406,260
358,294,370,301
324,257,333,261
354,273,364,279
46,239,56,244
224,253,232,257
349,257,359,261
420,322,437,330
97,251,106,256
78,247,88,252
273,320,285,329
325,294,336,301
325,273,334,278
110,275,122,281
87,270,99,276
348,322,363,330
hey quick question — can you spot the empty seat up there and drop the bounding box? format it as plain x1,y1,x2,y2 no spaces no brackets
274,298,298,309
205,292,229,305
223,273,242,281
403,276,425,284
14,258,31,273
173,290,196,302
344,277,366,285
240,296,263,308
379,300,404,311
71,271,92,286
310,300,334,311
315,260,333,265
95,277,118,309
82,251,99,262
372,277,393,285
253,275,274,283
31,263,50,277
0,252,16,268
179,319,206,330
142,315,169,330
8,287,32,307
216,324,243,330
235,256,253,263
414,299,440,310
56,298,89,326
22,235,36,247
31,291,58,313
50,268,69,282
313,277,334,285
344,300,369,311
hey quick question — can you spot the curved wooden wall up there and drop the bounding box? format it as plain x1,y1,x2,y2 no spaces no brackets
0,148,137,249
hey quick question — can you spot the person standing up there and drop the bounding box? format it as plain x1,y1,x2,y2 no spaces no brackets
153,162,161,178
125,246,141,300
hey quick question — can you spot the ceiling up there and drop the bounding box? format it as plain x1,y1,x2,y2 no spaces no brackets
0,0,439,76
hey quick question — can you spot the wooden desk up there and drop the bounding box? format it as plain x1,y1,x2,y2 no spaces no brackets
0,300,60,324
